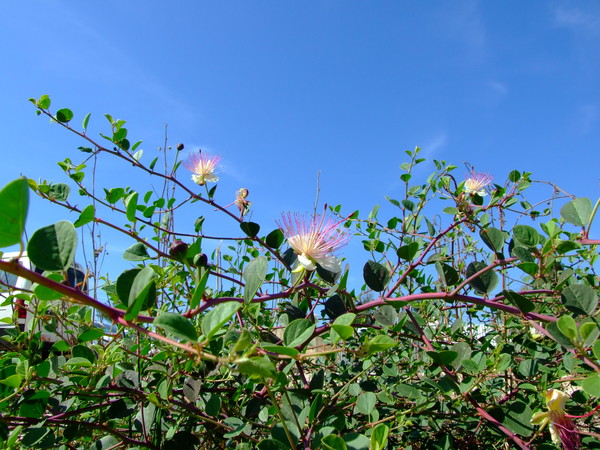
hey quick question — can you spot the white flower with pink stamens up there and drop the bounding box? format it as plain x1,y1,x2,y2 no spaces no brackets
278,212,350,273
183,150,221,186
464,172,493,196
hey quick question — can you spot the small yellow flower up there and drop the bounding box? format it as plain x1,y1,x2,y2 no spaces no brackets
531,389,580,450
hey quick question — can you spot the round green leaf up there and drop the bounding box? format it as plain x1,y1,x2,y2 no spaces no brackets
202,302,241,342
240,221,260,238
284,318,315,347
466,261,498,295
560,197,592,226
513,225,539,248
480,227,506,253
155,312,198,342
122,242,151,261
561,284,598,316
27,221,77,271
363,261,390,292
356,392,377,415
125,267,157,320
56,108,74,123
116,268,156,310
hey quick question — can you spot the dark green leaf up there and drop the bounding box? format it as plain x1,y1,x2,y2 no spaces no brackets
74,205,95,228
243,256,268,303
236,356,276,379
502,290,535,314
435,262,460,286
56,108,74,123
511,246,534,263
562,284,598,316
202,302,241,341
364,335,396,356
155,312,198,342
265,229,284,248
125,267,157,321
321,434,348,450
27,221,77,271
0,178,29,247
480,227,505,253
363,261,390,292
427,350,458,365
560,197,593,226
47,183,70,201
466,261,498,295
122,242,150,261
513,225,539,248
240,221,260,238
284,319,315,347
396,242,419,261
117,268,156,310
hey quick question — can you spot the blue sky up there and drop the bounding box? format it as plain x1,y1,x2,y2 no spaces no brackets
1,1,599,280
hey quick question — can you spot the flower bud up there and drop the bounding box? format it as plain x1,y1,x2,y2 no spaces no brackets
176,143,185,151
169,239,189,261
194,253,209,267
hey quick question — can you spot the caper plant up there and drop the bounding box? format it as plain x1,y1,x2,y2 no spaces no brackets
0,95,598,449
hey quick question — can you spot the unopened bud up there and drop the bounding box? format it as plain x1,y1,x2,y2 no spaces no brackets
193,253,209,267
236,188,249,199
169,240,189,261
176,143,185,151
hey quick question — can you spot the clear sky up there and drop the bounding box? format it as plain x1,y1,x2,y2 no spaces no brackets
1,1,599,279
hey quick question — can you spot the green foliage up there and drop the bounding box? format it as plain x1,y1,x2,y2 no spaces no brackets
0,97,597,449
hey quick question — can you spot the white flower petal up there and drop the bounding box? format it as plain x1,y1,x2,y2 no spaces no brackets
316,255,341,273
297,254,316,271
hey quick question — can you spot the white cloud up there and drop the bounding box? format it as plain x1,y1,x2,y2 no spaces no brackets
487,81,509,97
554,5,600,34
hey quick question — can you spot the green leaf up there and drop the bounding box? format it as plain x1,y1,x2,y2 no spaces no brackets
511,246,534,263
561,284,598,316
243,256,268,303
502,290,535,314
257,439,289,450
78,328,105,342
356,392,377,415
0,178,29,247
466,261,498,295
122,242,150,261
508,170,521,182
321,434,348,450
124,192,138,222
240,221,260,238
116,268,156,310
594,340,600,360
443,206,459,215
56,108,74,123
580,319,599,346
37,94,51,109
190,267,209,309
27,221,77,271
546,321,575,349
365,335,396,356
125,267,157,321
284,318,315,347
373,305,396,327
331,313,356,341
426,350,458,365
435,262,460,286
260,345,299,357
363,261,390,292
33,272,65,300
556,315,578,341
561,197,593,226
82,112,91,131
370,424,389,450
74,204,95,228
236,356,276,379
47,183,70,201
513,225,539,248
480,227,506,253
21,427,53,447
202,302,241,342
581,374,600,397
396,242,419,260
491,401,534,437
155,312,198,342
265,229,284,248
